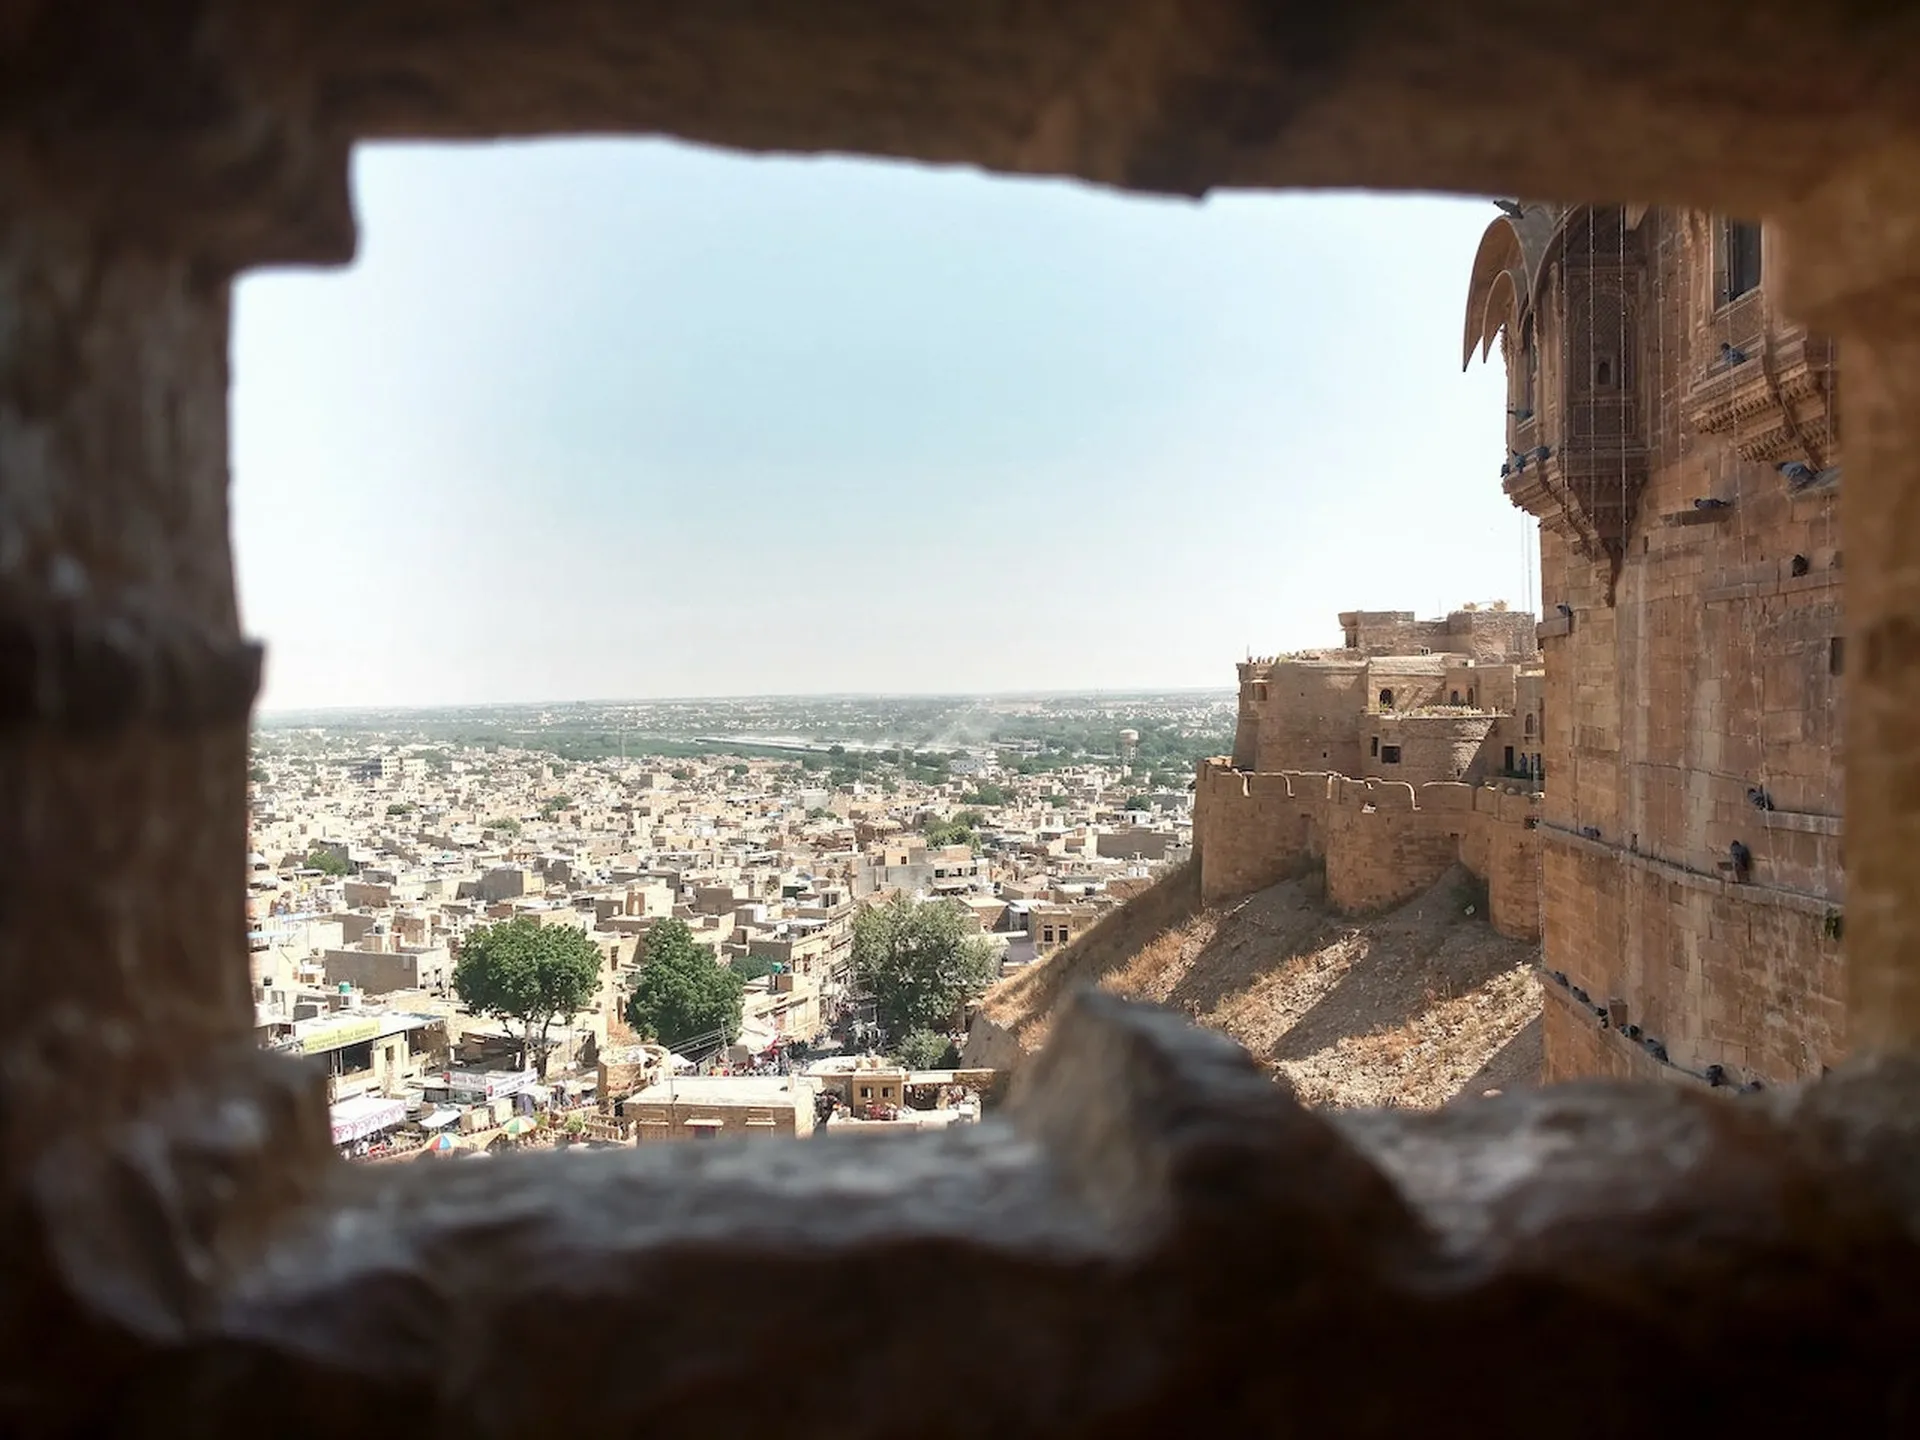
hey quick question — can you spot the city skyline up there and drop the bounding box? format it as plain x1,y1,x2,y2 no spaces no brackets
234,140,1523,711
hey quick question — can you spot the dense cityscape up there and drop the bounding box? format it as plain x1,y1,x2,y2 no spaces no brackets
248,691,1231,1156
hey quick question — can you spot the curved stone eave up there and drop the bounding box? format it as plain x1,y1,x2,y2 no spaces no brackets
1462,216,1525,369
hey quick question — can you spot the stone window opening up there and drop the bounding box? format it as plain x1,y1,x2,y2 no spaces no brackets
1724,219,1764,301
1525,713,1536,737
1371,737,1380,757
11,17,1920,1435
1380,745,1403,765
1521,313,1539,411
1379,688,1395,709
1451,690,1462,704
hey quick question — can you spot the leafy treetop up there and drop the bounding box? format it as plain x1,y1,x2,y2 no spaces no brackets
852,894,999,1040
626,918,745,1054
452,915,603,1076
304,845,350,877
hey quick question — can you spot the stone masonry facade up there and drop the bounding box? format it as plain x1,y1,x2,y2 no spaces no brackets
1193,759,1543,941
1468,205,1844,1087
1200,608,1545,936
1232,608,1545,786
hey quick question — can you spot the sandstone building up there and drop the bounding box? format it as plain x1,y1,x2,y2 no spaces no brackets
1465,204,1844,1087
1231,606,1544,786
1196,606,1545,937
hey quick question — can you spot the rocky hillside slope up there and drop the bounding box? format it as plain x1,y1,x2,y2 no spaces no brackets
973,861,1541,1108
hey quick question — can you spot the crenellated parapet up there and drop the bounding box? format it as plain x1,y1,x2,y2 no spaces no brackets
1195,759,1542,937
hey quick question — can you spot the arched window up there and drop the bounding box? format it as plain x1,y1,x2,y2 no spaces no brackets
1450,690,1461,705
1524,713,1536,737
1379,688,1395,709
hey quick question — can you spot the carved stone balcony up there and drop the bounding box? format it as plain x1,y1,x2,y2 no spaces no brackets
1684,329,1839,464
1503,410,1651,591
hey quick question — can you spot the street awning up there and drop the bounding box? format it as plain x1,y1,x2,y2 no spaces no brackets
417,1108,463,1130
329,1094,408,1145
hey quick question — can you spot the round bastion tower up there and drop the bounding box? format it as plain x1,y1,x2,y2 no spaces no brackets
1231,661,1274,768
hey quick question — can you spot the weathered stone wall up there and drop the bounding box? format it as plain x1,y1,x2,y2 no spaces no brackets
1193,760,1324,904
1322,781,1463,913
1367,712,1499,785
1463,788,1545,941
1539,830,1844,1084
1196,761,1542,931
1481,205,1846,1087
1252,661,1370,776
1540,980,1689,1084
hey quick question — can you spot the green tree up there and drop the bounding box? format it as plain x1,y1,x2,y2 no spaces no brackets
894,1027,953,1071
922,821,978,851
540,794,573,817
304,844,349,877
486,816,522,836
626,918,745,1053
452,916,603,1076
385,801,414,816
852,895,999,1039
962,783,1010,806
248,763,270,784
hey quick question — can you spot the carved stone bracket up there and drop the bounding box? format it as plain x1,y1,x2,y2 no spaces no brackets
1684,331,1838,464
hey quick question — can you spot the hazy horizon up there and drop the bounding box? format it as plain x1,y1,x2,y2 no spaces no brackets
254,682,1239,719
234,141,1526,711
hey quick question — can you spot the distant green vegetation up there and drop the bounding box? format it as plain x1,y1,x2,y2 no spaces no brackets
486,817,522,836
304,845,350,877
922,820,978,851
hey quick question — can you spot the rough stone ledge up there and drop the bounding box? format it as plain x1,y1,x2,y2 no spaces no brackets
8,993,1920,1436
0,597,260,733
1538,823,1838,916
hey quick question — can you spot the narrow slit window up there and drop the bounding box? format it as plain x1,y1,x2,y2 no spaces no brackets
1725,220,1763,301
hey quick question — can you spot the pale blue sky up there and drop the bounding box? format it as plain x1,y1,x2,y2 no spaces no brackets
232,141,1522,711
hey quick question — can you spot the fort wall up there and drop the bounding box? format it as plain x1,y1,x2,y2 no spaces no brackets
1195,758,1541,940
1538,829,1843,1084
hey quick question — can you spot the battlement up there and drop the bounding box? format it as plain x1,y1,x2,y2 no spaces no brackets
1195,757,1541,936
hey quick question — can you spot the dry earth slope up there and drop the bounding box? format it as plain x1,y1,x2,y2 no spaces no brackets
974,860,1542,1107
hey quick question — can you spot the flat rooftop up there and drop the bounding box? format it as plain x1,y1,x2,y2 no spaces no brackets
631,1075,807,1105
